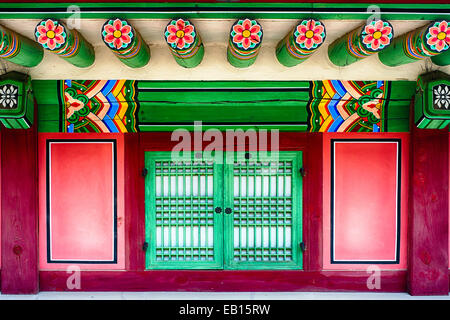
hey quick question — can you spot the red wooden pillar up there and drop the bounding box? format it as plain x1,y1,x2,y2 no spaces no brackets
304,132,323,271
1,123,38,293
408,125,449,295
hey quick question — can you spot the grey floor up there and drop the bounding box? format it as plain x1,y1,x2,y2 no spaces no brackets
0,291,449,300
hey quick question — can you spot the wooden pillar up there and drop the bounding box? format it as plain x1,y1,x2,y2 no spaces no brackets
1,107,38,294
276,19,326,67
431,48,450,66
328,19,394,67
164,18,204,68
379,20,450,67
408,124,449,295
227,18,263,68
34,19,95,68
101,18,151,68
0,25,44,68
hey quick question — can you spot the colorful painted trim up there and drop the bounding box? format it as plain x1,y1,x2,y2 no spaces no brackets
61,79,138,133
308,80,389,132
0,27,20,59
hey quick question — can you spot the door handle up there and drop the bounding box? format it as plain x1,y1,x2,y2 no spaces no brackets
215,207,222,214
225,208,232,214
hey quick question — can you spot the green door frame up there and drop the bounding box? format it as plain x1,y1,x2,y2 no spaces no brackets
145,151,303,270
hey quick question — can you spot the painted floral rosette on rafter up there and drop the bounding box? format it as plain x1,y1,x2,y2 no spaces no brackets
379,19,450,67
276,19,326,67
164,18,204,68
227,18,263,68
34,18,95,68
328,19,394,66
101,18,150,68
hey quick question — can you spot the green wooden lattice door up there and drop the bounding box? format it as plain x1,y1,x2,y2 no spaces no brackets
145,151,302,270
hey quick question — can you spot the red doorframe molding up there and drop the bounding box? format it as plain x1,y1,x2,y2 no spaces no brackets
0,104,39,294
39,270,406,292
408,125,449,295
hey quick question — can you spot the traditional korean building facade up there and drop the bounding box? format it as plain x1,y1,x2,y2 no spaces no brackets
0,0,449,296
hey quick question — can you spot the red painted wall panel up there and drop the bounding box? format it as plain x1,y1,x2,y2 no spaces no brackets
39,133,125,270
323,133,408,270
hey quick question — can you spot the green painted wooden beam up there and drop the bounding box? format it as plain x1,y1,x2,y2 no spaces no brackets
33,79,415,133
328,19,394,67
0,3,449,20
276,19,326,67
378,20,450,67
227,18,263,68
164,18,204,68
101,18,150,68
34,18,95,68
431,47,450,66
0,25,43,68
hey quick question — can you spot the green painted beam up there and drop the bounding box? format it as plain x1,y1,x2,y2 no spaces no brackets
101,18,150,68
0,3,448,20
0,25,43,67
276,19,326,67
328,19,394,67
164,18,204,68
32,79,415,133
34,18,95,68
378,20,450,67
227,18,263,68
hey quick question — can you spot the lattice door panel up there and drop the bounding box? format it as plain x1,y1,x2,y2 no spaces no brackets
224,152,303,269
145,152,223,269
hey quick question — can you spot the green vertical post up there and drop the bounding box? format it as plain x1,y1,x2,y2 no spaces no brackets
0,25,43,68
101,18,150,68
276,19,326,67
379,20,450,67
164,18,204,68
431,48,450,66
34,18,95,68
328,19,394,67
227,18,263,68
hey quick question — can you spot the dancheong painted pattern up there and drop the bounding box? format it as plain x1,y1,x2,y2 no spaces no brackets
308,80,389,132
61,79,138,133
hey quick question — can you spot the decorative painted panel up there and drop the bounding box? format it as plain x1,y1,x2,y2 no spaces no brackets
38,134,125,270
322,134,409,270
415,71,450,129
33,80,415,133
0,71,34,129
